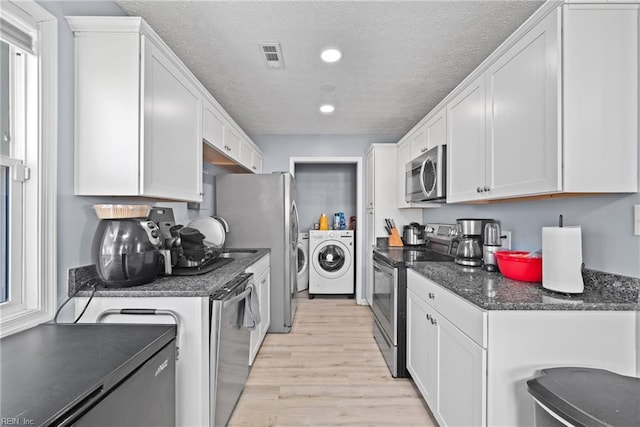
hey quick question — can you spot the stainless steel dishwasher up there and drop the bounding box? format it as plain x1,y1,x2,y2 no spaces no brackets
210,272,253,427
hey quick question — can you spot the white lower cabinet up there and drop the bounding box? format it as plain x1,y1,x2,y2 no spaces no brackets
436,312,486,426
245,254,271,365
407,269,637,426
407,284,486,427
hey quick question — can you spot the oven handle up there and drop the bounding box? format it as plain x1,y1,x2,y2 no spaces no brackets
96,308,180,359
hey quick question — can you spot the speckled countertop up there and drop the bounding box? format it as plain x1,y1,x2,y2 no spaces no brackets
69,248,269,298
374,245,640,311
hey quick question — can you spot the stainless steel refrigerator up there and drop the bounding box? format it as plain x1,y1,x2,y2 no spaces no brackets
216,172,299,333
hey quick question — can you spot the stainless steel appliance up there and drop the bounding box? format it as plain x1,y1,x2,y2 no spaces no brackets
402,222,426,246
92,219,162,287
405,145,446,203
210,273,253,427
216,173,299,333
454,218,493,267
482,221,502,272
372,223,457,378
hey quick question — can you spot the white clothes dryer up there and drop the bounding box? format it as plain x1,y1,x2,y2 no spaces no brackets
308,230,355,298
297,232,309,292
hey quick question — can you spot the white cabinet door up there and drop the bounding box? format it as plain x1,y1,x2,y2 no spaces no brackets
426,108,446,150
365,149,375,209
249,266,270,365
485,9,560,199
410,125,428,159
240,139,254,169
251,150,263,174
396,141,412,208
203,100,225,150
223,127,241,161
407,289,438,408
259,268,271,338
142,39,203,202
436,311,486,427
446,77,486,203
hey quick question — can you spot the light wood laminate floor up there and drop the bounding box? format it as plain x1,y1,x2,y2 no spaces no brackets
229,293,437,426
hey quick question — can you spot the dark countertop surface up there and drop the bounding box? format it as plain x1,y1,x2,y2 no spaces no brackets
70,248,270,297
0,323,176,426
374,245,640,311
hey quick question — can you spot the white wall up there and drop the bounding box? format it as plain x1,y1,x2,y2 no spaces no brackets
423,193,640,278
254,134,396,172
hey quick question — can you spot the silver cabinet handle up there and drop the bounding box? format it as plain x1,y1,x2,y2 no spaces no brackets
476,187,483,193
428,292,435,299
431,317,437,326
426,314,431,321
484,186,491,192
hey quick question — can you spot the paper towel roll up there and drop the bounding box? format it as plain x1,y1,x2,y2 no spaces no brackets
542,226,584,294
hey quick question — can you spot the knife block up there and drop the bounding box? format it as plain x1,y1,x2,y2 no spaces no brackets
388,227,404,247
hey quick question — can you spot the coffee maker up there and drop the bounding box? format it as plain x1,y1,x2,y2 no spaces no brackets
482,221,502,272
454,218,492,267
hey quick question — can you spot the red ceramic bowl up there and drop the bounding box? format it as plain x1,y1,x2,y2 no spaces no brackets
495,250,542,282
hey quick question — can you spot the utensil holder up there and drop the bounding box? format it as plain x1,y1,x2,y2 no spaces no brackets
388,227,404,247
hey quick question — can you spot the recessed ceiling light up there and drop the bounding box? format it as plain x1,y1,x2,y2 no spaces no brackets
320,48,342,63
319,104,335,114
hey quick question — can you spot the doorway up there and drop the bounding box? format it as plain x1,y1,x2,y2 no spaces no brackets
290,157,364,305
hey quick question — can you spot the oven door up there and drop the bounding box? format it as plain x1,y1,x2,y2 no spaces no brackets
372,257,397,345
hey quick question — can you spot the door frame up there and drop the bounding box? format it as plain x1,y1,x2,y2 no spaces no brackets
290,157,365,305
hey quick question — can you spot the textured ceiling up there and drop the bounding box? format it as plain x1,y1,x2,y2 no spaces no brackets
115,0,543,140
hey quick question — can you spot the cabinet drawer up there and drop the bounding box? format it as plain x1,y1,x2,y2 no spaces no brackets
407,269,486,347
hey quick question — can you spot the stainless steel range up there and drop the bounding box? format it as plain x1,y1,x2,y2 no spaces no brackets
372,223,457,378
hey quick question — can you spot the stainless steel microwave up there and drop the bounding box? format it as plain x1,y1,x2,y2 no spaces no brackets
405,144,446,203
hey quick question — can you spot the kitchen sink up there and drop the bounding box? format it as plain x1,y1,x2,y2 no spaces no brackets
219,250,258,259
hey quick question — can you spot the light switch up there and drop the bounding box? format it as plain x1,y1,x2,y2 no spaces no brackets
635,205,640,236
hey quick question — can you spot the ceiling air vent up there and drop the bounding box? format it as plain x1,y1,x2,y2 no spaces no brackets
258,43,285,69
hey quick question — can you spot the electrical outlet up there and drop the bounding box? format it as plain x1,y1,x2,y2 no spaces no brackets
501,230,512,249
635,205,640,236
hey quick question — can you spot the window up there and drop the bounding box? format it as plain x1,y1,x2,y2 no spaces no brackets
0,1,57,337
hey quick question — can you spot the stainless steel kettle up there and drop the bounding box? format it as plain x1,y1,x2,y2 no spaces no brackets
402,222,426,246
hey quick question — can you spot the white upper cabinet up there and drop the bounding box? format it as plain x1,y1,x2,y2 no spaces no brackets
485,9,560,200
223,126,242,162
143,40,203,201
409,125,428,159
251,150,264,174
447,76,487,203
449,9,560,203
425,108,447,150
69,17,203,202
203,100,225,151
402,3,638,204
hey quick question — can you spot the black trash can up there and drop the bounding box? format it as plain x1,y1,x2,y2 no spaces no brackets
527,367,640,427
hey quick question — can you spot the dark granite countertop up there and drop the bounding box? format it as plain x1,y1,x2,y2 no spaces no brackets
374,244,640,311
69,248,269,298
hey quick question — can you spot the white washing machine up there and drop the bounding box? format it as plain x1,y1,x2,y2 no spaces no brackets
308,230,355,298
297,232,309,292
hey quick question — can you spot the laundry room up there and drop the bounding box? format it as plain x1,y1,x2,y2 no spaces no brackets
294,162,358,299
